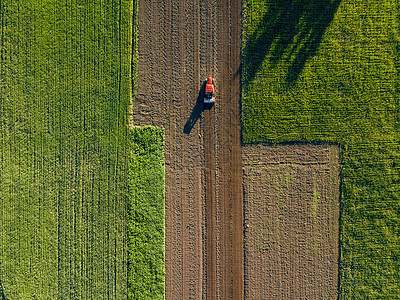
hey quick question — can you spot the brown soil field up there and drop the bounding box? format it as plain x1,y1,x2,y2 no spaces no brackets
242,143,340,299
131,0,242,298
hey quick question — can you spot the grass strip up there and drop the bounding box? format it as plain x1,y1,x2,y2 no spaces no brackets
128,126,165,300
242,0,400,298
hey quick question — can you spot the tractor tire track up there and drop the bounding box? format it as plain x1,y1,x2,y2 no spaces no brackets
205,0,243,298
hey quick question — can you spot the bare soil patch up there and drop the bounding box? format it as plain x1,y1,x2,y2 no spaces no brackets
242,143,340,299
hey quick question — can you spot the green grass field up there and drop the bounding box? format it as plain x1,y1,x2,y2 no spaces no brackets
128,126,165,300
243,0,400,298
0,1,132,298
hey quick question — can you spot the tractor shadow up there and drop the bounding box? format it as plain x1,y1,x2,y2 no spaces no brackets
184,81,213,134
243,0,341,89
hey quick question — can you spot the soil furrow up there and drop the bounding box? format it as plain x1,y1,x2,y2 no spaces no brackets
213,0,243,298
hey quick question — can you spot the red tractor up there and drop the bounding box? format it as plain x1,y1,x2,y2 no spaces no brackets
204,76,215,104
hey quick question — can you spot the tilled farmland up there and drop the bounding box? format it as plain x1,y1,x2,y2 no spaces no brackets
243,144,340,299
132,0,243,298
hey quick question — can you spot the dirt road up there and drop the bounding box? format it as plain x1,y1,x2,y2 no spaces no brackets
131,0,243,298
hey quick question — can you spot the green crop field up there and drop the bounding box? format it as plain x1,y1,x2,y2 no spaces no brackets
242,0,400,298
128,126,165,300
0,1,132,298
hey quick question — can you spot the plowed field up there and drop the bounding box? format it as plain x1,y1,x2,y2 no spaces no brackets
243,143,340,299
131,0,242,298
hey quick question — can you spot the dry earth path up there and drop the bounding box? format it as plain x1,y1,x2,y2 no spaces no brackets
131,0,243,298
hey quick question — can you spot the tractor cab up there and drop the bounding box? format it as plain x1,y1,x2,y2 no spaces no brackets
204,77,215,104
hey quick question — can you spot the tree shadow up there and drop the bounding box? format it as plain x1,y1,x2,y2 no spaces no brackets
184,81,210,134
243,0,341,88
0,281,8,300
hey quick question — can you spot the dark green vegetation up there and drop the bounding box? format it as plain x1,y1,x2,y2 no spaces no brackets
243,0,400,298
0,1,132,298
128,127,165,300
